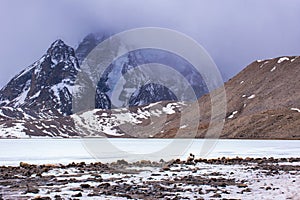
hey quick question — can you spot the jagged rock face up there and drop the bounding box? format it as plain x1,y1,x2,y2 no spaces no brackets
75,33,110,65
75,33,209,109
0,32,207,119
0,40,80,118
0,33,209,138
129,83,177,107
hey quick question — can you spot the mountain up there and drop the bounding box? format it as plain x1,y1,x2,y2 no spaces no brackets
0,35,299,139
219,56,300,138
160,56,300,139
0,40,80,118
0,32,210,114
0,35,209,138
72,55,299,139
75,33,209,108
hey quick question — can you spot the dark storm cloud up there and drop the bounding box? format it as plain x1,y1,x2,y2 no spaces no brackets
0,0,300,87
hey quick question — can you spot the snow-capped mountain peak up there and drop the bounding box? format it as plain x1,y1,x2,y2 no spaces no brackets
47,39,77,67
0,39,80,118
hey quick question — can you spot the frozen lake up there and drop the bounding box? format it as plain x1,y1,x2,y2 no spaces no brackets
0,138,299,166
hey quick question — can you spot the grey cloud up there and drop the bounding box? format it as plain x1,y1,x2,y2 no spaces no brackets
0,0,300,87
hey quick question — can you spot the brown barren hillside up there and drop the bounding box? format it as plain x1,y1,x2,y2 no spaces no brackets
197,56,300,139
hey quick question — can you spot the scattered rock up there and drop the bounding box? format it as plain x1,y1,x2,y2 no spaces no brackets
151,173,161,176
242,188,252,193
265,186,272,190
0,157,299,199
70,187,83,192
25,185,39,194
99,182,110,188
20,162,31,168
116,159,129,165
71,192,82,197
80,183,91,188
162,165,170,171
211,193,222,198
54,195,63,200
32,196,51,200
237,183,248,188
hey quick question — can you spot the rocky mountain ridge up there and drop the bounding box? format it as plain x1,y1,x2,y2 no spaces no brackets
0,55,299,138
75,33,209,108
0,40,80,118
0,34,209,118
0,36,299,139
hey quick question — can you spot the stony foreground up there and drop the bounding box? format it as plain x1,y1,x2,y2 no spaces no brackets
0,157,299,199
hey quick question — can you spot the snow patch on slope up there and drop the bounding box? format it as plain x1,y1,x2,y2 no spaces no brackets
291,57,297,62
72,109,123,137
259,61,269,68
247,94,255,99
228,111,238,119
16,57,45,79
291,108,300,113
12,80,31,106
162,103,178,114
277,57,289,64
270,66,276,72
0,122,29,138
30,91,41,99
72,102,184,137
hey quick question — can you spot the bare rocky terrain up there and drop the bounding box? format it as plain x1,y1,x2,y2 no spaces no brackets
0,157,299,199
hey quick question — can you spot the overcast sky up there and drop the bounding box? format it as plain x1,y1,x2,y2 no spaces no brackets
0,0,300,87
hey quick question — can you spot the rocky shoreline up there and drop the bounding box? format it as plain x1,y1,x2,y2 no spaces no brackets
0,156,299,199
